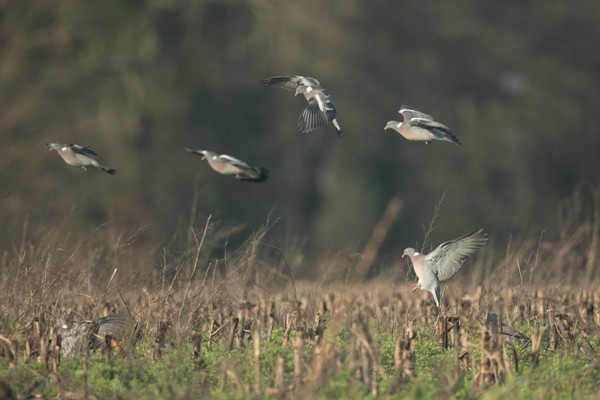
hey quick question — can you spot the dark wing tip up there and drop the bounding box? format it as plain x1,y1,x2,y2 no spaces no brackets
259,167,269,181
253,167,270,183
430,127,461,145
448,131,462,145
260,75,291,84
239,169,269,183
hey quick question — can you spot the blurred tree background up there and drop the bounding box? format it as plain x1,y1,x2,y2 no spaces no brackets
1,0,599,276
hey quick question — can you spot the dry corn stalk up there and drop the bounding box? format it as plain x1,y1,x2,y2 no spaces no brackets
476,317,510,388
531,327,544,368
389,323,417,394
549,313,572,351
438,316,460,350
349,316,381,396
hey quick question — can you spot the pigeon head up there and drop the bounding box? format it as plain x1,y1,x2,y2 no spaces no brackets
384,121,400,131
403,248,419,258
45,142,62,152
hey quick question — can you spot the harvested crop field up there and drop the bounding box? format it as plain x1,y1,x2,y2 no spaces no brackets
1,214,599,399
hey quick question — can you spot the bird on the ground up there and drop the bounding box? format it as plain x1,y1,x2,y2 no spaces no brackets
185,148,269,182
403,229,488,311
385,104,460,145
486,313,531,345
261,75,342,135
45,142,116,174
56,313,134,356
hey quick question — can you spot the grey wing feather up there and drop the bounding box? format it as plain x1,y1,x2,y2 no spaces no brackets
426,229,488,281
96,313,134,336
219,154,252,170
238,167,269,183
302,76,321,88
261,75,319,91
399,105,433,121
411,118,461,144
70,144,97,157
411,118,450,131
298,97,329,133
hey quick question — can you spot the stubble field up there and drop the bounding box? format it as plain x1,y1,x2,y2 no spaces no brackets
1,194,600,399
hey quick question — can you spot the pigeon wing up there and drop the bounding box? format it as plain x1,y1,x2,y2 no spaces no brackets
399,104,433,121
70,144,98,157
298,96,329,133
218,154,252,171
260,75,319,91
411,118,450,131
411,118,461,144
426,229,488,281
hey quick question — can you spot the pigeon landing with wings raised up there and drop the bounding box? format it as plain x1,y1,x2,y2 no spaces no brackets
385,104,460,145
45,142,116,175
57,313,134,356
403,229,488,311
261,75,342,135
185,148,269,182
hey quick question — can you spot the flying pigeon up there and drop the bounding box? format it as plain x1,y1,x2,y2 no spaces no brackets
261,75,342,135
385,104,460,145
185,148,269,182
46,142,116,175
403,229,488,311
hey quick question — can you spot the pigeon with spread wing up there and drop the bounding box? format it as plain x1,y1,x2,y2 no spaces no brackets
261,75,341,135
403,229,488,311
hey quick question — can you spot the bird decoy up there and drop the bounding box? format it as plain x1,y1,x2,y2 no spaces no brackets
486,313,531,346
403,229,488,311
385,104,460,145
185,148,269,182
45,142,116,175
56,313,134,356
261,75,342,135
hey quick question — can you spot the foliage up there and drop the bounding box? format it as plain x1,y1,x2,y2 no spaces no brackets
1,1,600,269
1,312,598,399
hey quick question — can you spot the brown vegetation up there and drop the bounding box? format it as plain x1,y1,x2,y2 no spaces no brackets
1,189,599,397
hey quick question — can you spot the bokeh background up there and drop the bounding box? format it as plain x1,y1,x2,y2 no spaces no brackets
1,1,599,277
